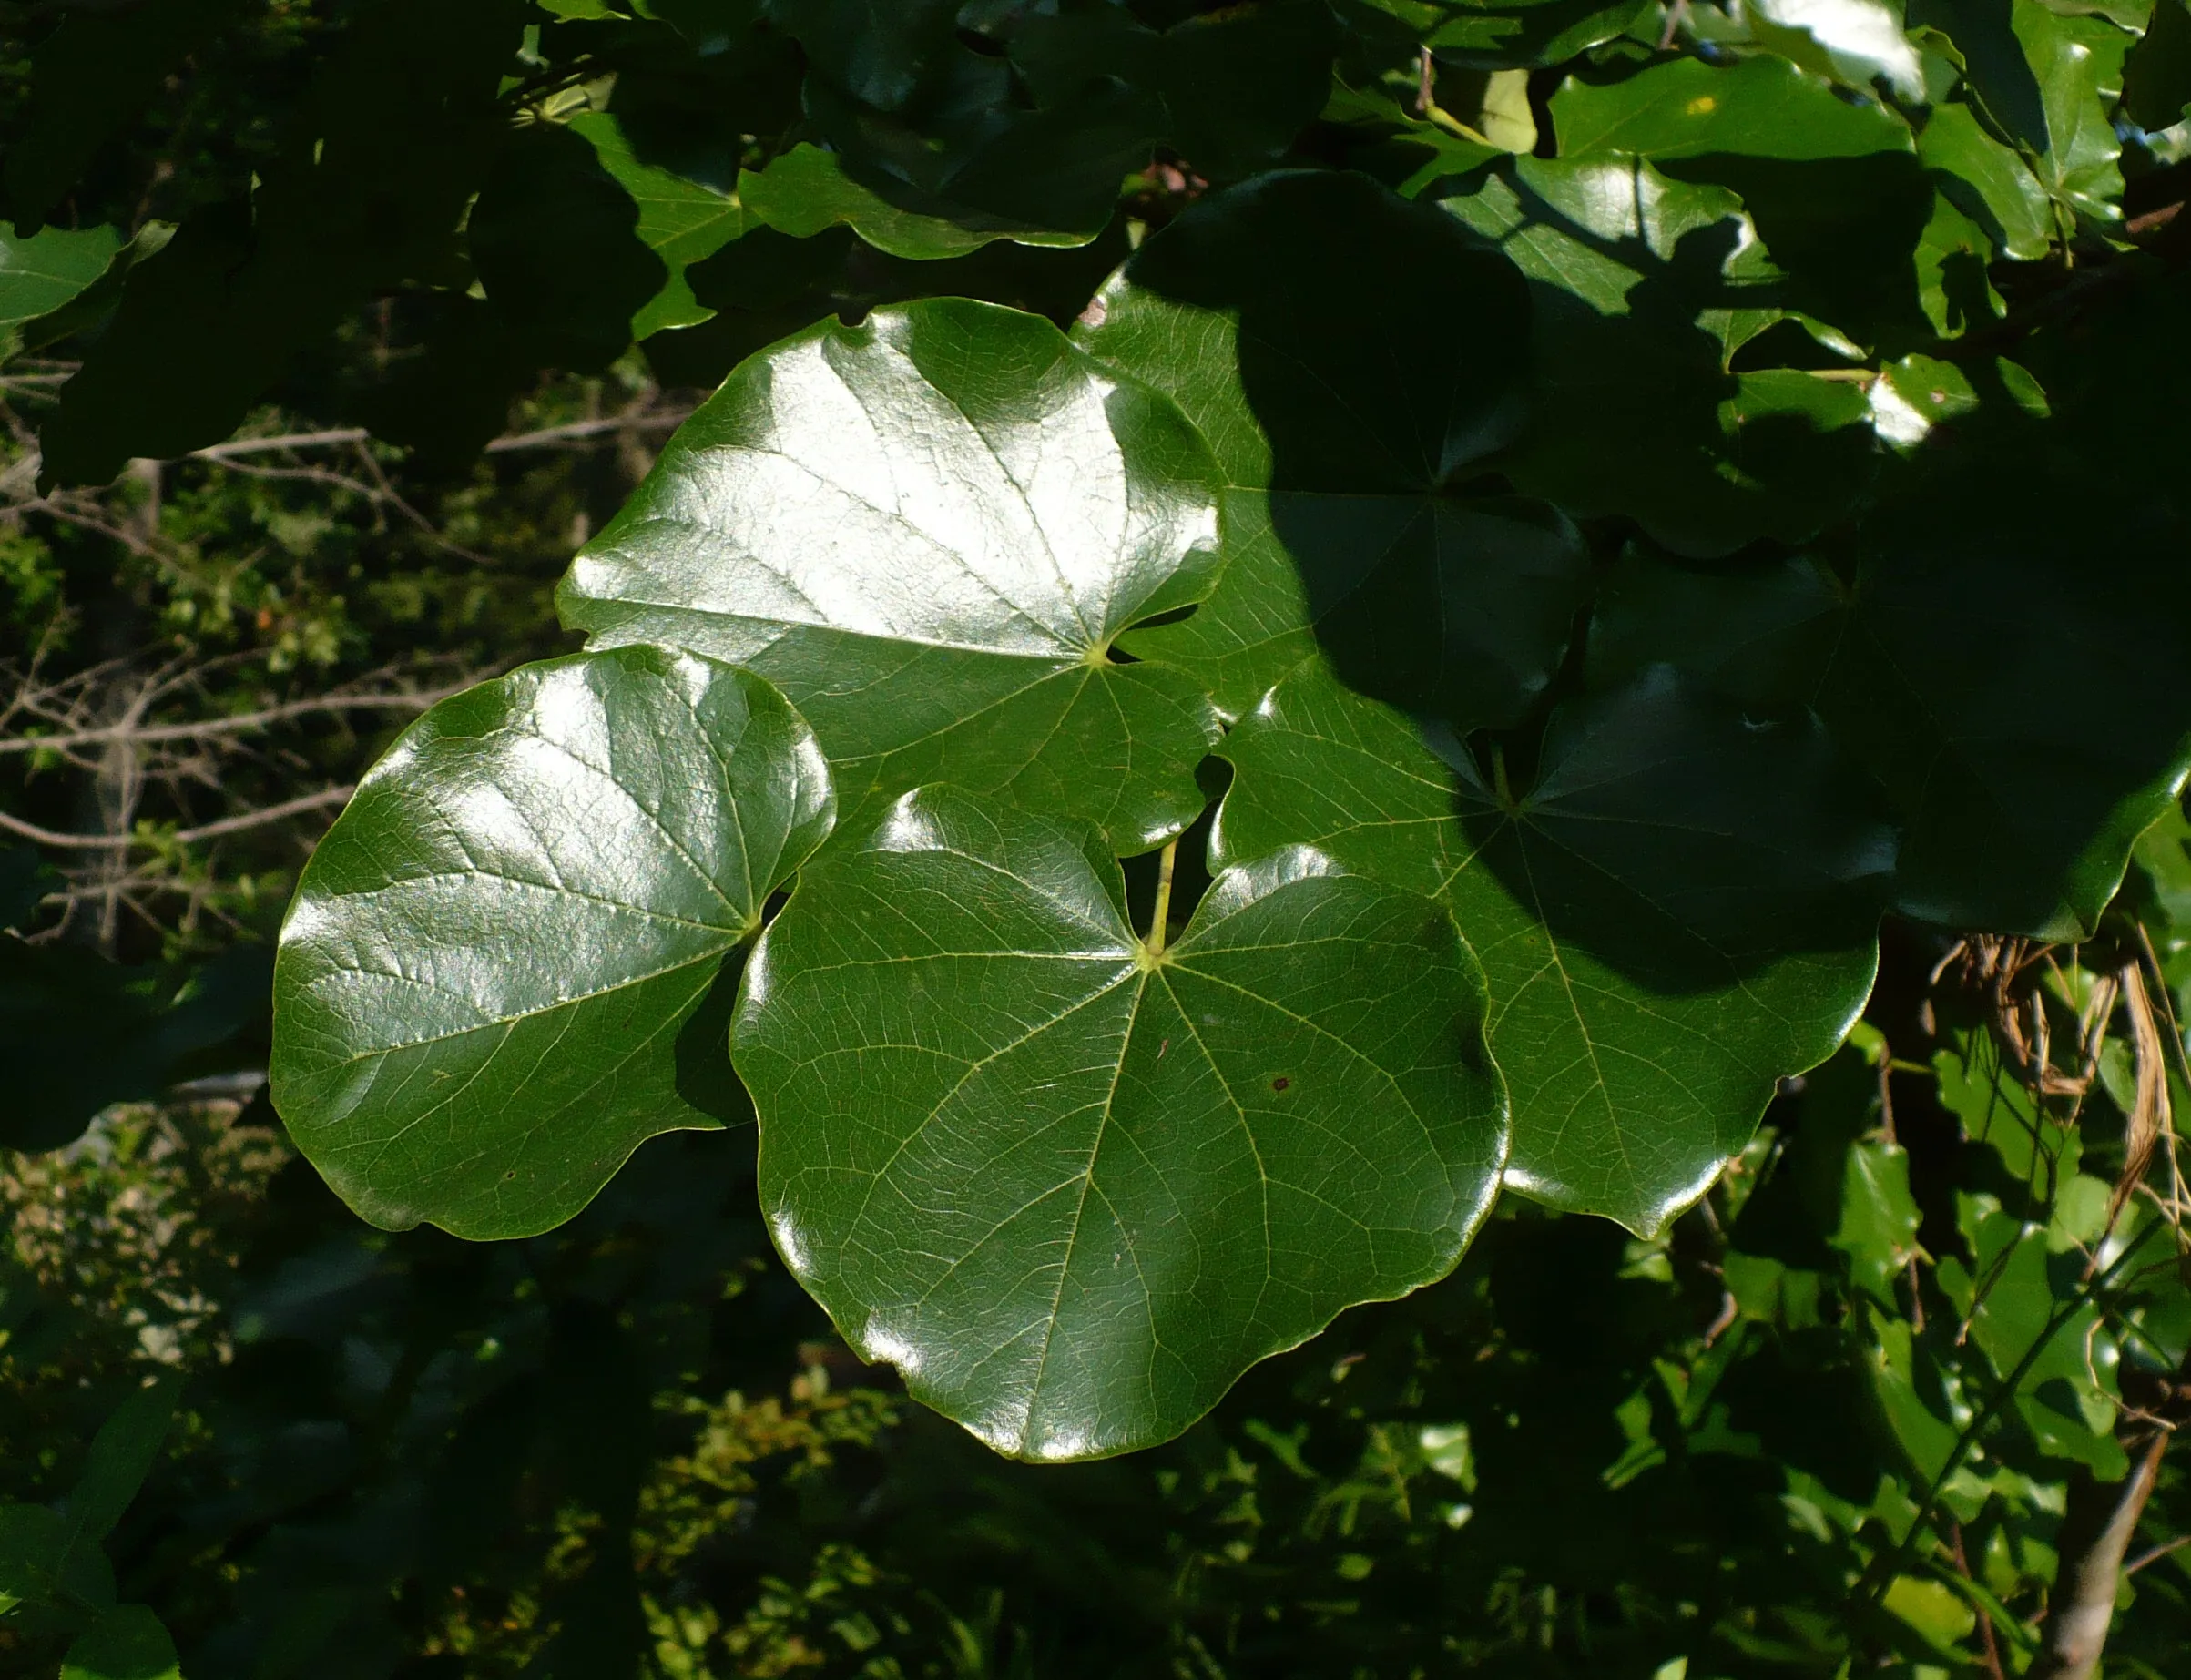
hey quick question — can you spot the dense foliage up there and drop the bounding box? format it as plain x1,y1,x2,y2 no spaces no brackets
6,0,2191,1674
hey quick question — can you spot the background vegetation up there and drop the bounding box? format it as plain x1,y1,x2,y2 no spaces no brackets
5,0,2191,1675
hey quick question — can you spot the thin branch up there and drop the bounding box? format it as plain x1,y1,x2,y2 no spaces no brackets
175,406,692,466
2029,1433,2172,1679
0,783,353,850
189,427,371,462
0,808,125,849
0,685,462,755
2124,1533,2190,1577
484,410,693,453
171,784,353,843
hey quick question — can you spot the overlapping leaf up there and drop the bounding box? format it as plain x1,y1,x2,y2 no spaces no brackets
573,111,747,337
1075,170,1590,727
1215,663,1889,1232
1549,53,1935,351
38,0,526,486
738,144,1050,260
1918,102,2054,261
766,0,1158,249
733,785,1507,1459
270,646,834,1239
1437,153,1879,556
0,226,123,348
2013,0,2130,225
62,1607,182,1680
1008,0,1342,179
1593,280,2191,939
561,298,1225,851
1356,0,1655,67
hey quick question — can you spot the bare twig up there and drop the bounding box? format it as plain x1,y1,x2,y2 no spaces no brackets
170,785,355,843
2028,1432,2171,1680
2124,1533,2190,1577
0,784,353,850
0,684,461,756
189,427,372,462
1950,1521,2007,1680
178,405,693,465
484,409,693,453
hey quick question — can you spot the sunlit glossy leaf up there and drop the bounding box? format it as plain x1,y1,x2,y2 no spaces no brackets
1748,0,1927,100
1550,51,1912,161
2014,0,2129,223
1918,101,2054,261
573,110,747,336
562,298,1225,851
1215,663,1888,1233
270,647,834,1238
1550,53,1934,350
1075,170,1587,728
734,784,1507,1459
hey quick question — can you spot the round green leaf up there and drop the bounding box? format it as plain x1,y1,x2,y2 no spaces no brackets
270,646,833,1239
734,785,1507,1460
1075,170,1588,728
1216,663,1888,1234
561,298,1225,852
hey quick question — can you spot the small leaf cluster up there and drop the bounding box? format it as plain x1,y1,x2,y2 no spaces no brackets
0,1383,186,1680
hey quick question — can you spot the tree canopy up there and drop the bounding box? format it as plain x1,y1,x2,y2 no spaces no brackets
5,0,2191,1674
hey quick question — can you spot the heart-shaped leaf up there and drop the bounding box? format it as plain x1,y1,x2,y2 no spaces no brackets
734,784,1507,1459
561,298,1225,852
1216,662,1890,1233
1075,170,1589,728
270,646,833,1238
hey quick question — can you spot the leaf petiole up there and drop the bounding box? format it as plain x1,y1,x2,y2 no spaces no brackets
1146,837,1178,958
